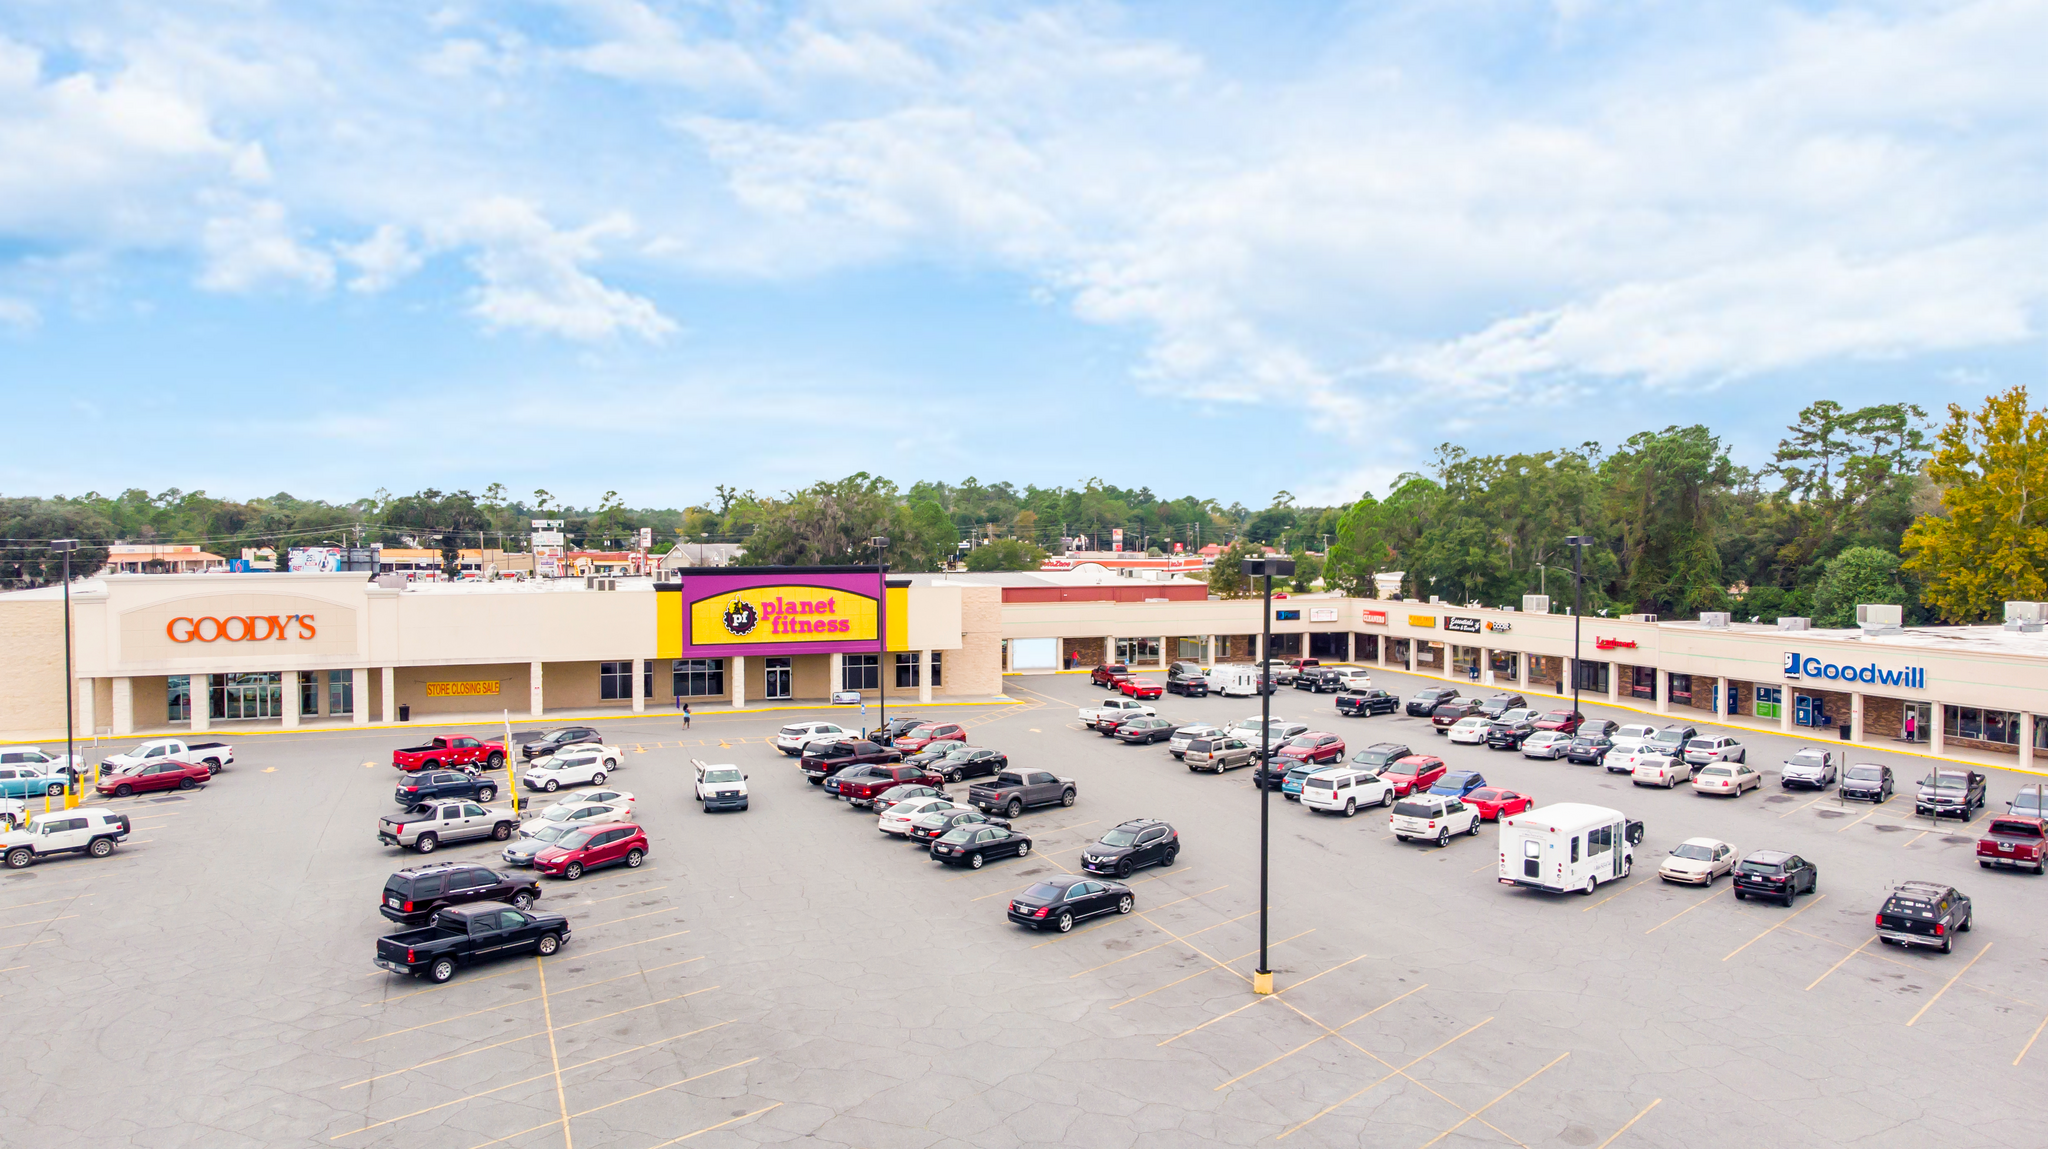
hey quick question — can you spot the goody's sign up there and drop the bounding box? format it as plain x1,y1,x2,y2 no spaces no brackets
1783,652,1925,689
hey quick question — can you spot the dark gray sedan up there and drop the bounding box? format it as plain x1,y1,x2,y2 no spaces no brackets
502,822,574,867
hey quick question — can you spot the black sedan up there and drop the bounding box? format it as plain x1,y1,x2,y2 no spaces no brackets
394,770,499,805
1563,735,1613,765
1080,818,1179,877
906,807,1008,844
929,823,1033,869
1114,717,1179,745
1007,875,1135,932
1336,690,1399,717
1484,721,1535,750
930,747,1008,783
903,743,960,769
518,726,602,760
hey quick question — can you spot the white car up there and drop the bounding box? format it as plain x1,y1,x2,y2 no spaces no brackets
1629,755,1695,788
1496,708,1541,726
518,800,633,838
877,796,957,836
520,744,623,791
1693,763,1763,797
1608,724,1660,753
1446,716,1491,745
775,722,852,756
1227,718,1310,750
1332,668,1373,689
1079,698,1156,729
1605,746,1664,776
1168,724,1226,760
1389,794,1482,846
1521,731,1572,759
1658,837,1737,885
0,747,85,780
540,789,634,813
693,762,748,812
1299,768,1394,817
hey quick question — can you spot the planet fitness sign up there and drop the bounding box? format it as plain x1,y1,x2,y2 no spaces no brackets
666,568,887,659
1783,652,1925,689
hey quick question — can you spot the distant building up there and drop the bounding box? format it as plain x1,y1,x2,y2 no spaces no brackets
102,545,227,574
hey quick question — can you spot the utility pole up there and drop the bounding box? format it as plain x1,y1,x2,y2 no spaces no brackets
52,540,79,800
1564,536,1594,714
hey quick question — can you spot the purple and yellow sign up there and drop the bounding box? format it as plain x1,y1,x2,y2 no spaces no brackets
659,568,901,658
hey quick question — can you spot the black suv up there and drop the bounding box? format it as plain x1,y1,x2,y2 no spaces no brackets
1732,850,1818,906
866,717,931,745
1405,687,1459,717
1475,694,1528,719
1337,689,1399,717
518,726,602,760
1081,818,1180,878
1875,881,1973,953
1349,742,1413,771
1564,733,1614,766
394,770,499,806
1166,663,1209,697
380,864,540,925
1296,669,1345,694
1485,719,1536,750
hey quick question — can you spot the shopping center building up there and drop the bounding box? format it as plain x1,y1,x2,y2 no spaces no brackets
3,566,2047,776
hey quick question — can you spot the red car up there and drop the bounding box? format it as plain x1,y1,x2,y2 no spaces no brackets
1531,710,1584,735
1379,755,1448,797
1274,732,1346,766
97,759,210,797
1464,787,1534,821
533,822,649,880
1118,678,1164,700
894,723,967,753
1089,664,1131,687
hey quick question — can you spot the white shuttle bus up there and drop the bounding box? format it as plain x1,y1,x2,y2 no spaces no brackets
1206,666,1260,698
1498,802,1634,895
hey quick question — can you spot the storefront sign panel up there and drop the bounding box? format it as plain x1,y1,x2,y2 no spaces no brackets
1408,614,1437,627
1361,609,1388,625
1445,616,1482,633
425,681,500,698
1309,608,1339,623
1783,652,1925,689
1486,620,1513,633
119,595,360,661
667,569,888,658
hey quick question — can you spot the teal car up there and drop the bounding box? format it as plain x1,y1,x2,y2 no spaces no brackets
0,766,69,800
1281,763,1340,801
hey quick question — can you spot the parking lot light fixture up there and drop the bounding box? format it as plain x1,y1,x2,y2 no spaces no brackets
51,540,80,802
1241,553,1295,995
1563,536,1594,722
870,538,890,733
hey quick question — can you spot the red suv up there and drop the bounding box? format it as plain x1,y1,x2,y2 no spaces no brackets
1274,732,1346,766
1532,710,1584,734
97,760,210,797
1118,678,1164,700
894,723,967,753
1380,755,1448,797
1090,664,1131,687
533,823,649,881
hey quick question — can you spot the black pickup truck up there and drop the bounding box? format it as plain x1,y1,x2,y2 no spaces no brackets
968,770,1076,818
1336,689,1399,717
374,903,572,983
800,739,902,784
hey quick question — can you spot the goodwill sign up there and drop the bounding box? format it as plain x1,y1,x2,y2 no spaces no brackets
1784,652,1925,689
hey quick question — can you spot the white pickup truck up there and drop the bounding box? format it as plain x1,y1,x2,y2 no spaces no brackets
1078,698,1156,731
693,760,749,812
101,738,234,777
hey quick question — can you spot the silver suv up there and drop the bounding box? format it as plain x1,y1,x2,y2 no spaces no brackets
1683,735,1746,765
378,800,520,853
1184,737,1257,773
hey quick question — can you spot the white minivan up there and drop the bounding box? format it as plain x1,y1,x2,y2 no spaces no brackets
1299,769,1394,817
1497,802,1635,895
1206,666,1260,697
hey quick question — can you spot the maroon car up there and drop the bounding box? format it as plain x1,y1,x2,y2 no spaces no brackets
97,759,210,797
1380,755,1449,798
1532,710,1584,735
894,722,968,754
1089,663,1132,687
1273,732,1346,766
836,764,949,809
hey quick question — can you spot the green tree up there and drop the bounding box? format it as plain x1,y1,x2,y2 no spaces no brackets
1208,539,1262,600
742,474,901,567
1811,546,1907,627
1324,493,1387,597
1602,426,1735,615
1902,387,2048,621
964,538,1047,571
1288,548,1324,592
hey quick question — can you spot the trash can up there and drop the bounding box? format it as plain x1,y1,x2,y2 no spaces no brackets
1838,723,1851,741
398,704,411,722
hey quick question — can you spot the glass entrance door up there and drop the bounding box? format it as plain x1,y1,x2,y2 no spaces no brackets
224,672,282,719
764,657,793,700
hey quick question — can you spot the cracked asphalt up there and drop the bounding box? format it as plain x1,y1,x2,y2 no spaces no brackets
3,668,2044,1148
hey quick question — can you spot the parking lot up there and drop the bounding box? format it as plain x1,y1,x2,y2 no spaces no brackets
5,664,2046,1148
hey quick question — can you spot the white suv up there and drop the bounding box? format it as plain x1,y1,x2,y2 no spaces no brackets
1300,769,1393,817
520,745,622,792
775,722,851,756
0,808,131,868
1608,724,1659,753
1332,668,1373,689
1389,795,1481,846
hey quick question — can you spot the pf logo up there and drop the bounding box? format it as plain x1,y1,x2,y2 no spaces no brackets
721,597,758,637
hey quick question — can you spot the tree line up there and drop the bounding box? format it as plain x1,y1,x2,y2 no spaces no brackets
3,388,2041,625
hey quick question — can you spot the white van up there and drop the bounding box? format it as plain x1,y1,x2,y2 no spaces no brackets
1497,802,1634,895
1207,666,1260,697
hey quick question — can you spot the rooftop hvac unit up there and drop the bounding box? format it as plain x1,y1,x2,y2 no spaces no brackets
1522,594,1551,615
1856,604,1903,627
1621,613,1659,623
1778,616,1811,632
1699,612,1731,629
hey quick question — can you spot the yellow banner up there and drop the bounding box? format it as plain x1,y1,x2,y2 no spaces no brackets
689,585,879,647
1408,614,1437,627
424,680,501,698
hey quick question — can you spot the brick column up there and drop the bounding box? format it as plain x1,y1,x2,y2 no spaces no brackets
352,669,370,725
632,658,646,713
191,674,210,732
112,677,134,736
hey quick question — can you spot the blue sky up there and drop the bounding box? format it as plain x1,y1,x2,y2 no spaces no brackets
2,0,2042,510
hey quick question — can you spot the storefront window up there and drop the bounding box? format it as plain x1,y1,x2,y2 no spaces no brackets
1117,637,1163,665
1668,673,1692,704
842,655,878,691
896,652,921,688
1489,649,1517,675
930,652,943,687
1944,705,2020,745
599,661,633,700
1177,637,1204,660
299,672,320,717
1629,666,1655,700
167,675,191,722
328,670,353,716
673,659,726,698
1573,660,1609,692
1356,634,1380,662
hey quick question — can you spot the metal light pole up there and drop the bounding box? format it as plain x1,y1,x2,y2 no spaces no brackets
1244,553,1295,996
1564,536,1593,717
870,537,890,737
51,540,80,795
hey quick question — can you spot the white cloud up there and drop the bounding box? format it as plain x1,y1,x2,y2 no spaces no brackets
339,224,424,293
0,296,39,332
436,197,676,342
197,199,336,292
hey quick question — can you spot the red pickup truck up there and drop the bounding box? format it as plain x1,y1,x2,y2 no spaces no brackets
834,764,947,809
392,735,506,773
1090,664,1131,687
1977,817,2047,874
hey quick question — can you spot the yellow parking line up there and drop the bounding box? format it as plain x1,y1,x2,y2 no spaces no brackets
366,966,519,1004
1159,997,1264,1046
461,1057,759,1149
1835,797,1899,831
1110,933,1292,1009
1778,793,1831,818
0,939,56,951
637,1102,783,1148
1275,1019,1493,1139
2016,1014,2048,1066
1804,937,1873,991
1644,887,1726,934
1722,895,1827,962
0,915,75,930
1583,876,1653,911
1417,1051,1569,1148
1594,1099,1662,1148
361,959,705,1039
1907,942,1993,1026
572,929,689,959
581,908,672,929
0,894,91,913
1213,984,1424,1091
569,884,668,907
1903,829,1933,848
1778,927,2032,1008
1072,940,1176,978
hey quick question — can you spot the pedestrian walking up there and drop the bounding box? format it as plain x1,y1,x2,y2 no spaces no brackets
682,702,692,730
1904,710,1916,741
